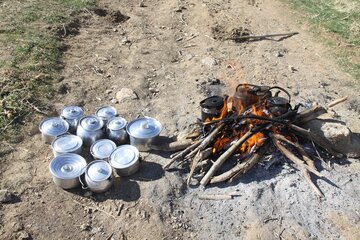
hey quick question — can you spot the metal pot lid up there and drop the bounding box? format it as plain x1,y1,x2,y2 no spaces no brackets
96,106,117,120
79,115,104,131
126,117,162,138
52,134,83,153
49,153,87,179
86,160,112,181
107,117,127,131
90,139,116,159
39,117,69,136
61,106,84,120
110,145,139,169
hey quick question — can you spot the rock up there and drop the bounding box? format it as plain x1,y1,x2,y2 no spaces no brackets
0,189,13,203
110,98,119,104
288,65,297,73
149,87,159,93
17,231,31,240
115,88,138,102
80,223,91,231
303,117,360,158
201,57,217,67
207,77,221,85
105,89,113,94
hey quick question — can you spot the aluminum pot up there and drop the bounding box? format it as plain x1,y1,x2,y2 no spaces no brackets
109,145,140,176
85,160,113,193
76,115,104,146
61,106,84,133
95,106,117,125
51,134,83,157
106,117,128,145
126,117,162,151
49,153,87,189
39,117,69,144
90,139,116,160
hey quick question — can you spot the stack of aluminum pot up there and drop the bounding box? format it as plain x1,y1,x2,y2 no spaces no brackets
39,105,162,193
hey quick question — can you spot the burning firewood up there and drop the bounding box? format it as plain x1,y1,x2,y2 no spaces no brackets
164,83,349,197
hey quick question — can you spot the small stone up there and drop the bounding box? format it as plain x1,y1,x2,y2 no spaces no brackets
0,189,13,203
115,88,138,102
149,87,159,93
275,51,284,57
201,57,217,67
113,28,118,32
105,89,113,94
84,191,92,198
17,231,31,240
207,77,221,85
110,98,119,104
80,223,91,231
139,1,145,7
288,65,297,73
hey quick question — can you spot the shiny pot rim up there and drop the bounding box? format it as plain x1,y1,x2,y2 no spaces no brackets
109,145,140,169
39,117,69,137
49,153,87,180
95,106,117,120
78,115,104,131
85,160,112,182
126,117,162,139
90,139,116,159
51,134,83,153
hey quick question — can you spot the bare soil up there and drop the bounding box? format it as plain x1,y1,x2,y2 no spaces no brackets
1,0,360,239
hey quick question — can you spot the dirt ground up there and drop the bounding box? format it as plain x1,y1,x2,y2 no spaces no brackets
1,0,360,239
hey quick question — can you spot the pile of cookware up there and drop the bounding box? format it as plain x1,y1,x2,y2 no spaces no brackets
39,105,162,193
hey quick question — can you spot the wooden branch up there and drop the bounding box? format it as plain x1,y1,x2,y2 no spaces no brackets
198,194,233,200
271,133,316,169
289,124,343,158
200,130,254,186
185,124,224,160
327,96,348,108
187,148,212,185
150,139,193,151
227,32,298,41
271,134,324,197
210,149,264,184
271,134,323,177
295,96,348,124
163,140,201,170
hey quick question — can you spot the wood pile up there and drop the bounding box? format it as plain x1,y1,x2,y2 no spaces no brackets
163,83,348,198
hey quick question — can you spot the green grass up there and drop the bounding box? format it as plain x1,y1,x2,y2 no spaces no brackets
0,0,96,139
283,0,360,80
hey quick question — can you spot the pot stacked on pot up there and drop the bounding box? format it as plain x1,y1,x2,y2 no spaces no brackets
39,105,162,193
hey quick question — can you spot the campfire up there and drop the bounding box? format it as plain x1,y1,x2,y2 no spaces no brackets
163,84,348,198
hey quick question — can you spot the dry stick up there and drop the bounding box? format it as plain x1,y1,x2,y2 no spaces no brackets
271,133,316,170
227,32,298,41
185,124,224,160
198,194,233,200
210,149,264,184
271,135,324,197
163,140,201,169
187,148,212,185
271,134,323,177
289,124,343,158
295,96,348,124
328,96,348,108
150,139,193,152
200,130,254,186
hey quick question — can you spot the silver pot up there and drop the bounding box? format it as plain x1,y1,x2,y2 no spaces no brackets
126,117,162,151
49,153,87,189
61,106,84,133
95,106,117,125
85,160,113,193
39,117,69,144
106,117,128,145
109,145,140,176
51,134,83,157
76,115,104,146
90,139,116,160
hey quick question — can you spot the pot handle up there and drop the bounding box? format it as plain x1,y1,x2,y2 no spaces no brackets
79,174,88,190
